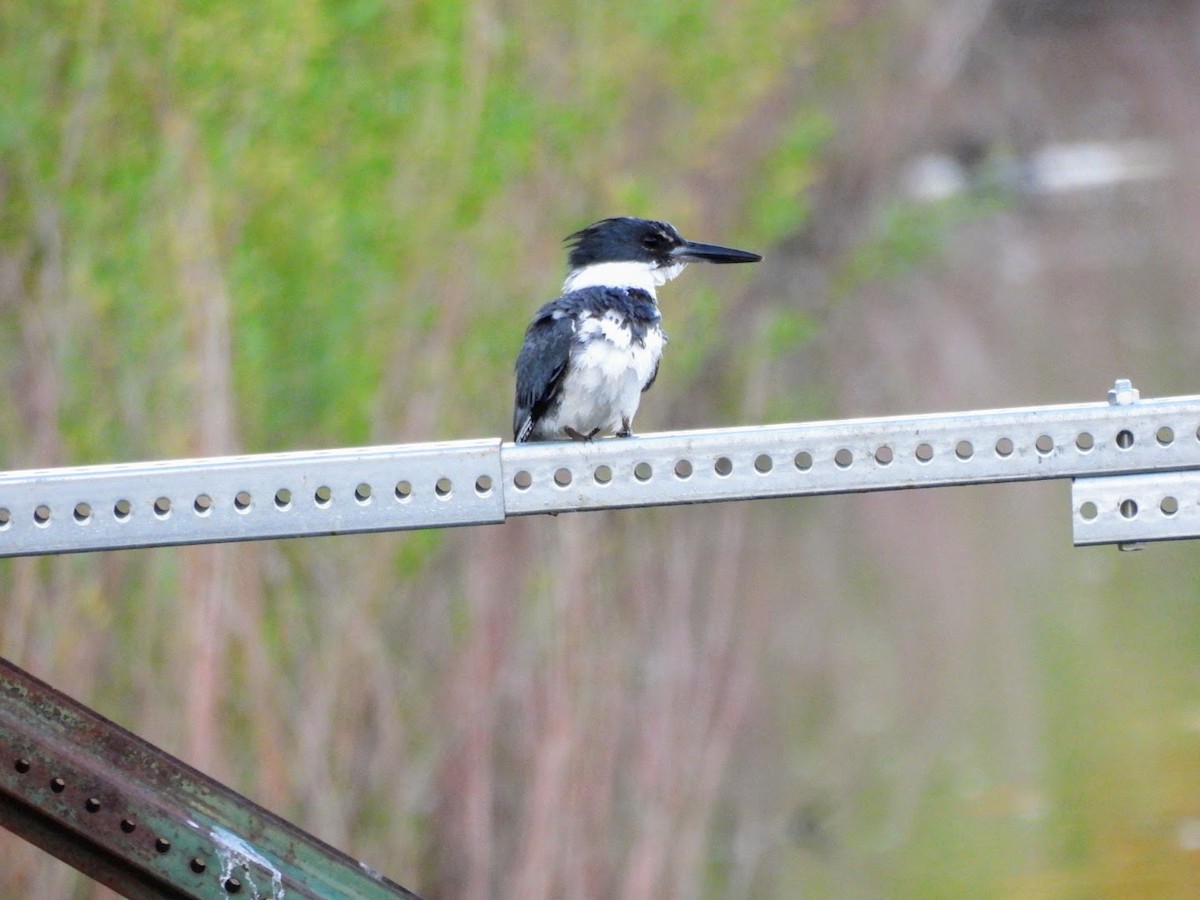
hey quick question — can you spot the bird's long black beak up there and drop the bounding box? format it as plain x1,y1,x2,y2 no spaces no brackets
671,239,762,264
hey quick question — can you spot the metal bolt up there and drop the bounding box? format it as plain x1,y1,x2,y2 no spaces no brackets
1109,380,1144,550
1108,378,1140,406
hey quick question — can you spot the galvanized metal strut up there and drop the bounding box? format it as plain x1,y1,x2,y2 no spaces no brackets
0,380,1194,555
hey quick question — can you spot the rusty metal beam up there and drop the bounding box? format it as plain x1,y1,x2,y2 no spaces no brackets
0,656,423,899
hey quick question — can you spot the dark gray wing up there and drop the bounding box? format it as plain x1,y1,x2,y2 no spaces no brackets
513,304,576,442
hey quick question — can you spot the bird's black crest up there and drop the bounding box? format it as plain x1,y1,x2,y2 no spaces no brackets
564,217,684,270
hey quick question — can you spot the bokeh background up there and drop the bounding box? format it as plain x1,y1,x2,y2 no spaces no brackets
4,0,1200,896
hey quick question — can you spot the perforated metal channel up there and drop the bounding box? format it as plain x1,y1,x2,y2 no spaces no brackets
500,396,1200,516
2,395,1200,555
1072,470,1200,545
0,439,503,556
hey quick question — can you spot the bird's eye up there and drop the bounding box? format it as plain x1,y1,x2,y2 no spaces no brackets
642,232,666,249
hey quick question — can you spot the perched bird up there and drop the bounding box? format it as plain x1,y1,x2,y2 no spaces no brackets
513,217,761,442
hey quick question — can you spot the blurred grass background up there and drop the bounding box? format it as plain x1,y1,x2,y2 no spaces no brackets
3,0,1200,896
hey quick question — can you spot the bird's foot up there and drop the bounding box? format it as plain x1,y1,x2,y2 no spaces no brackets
565,427,601,441
615,417,634,438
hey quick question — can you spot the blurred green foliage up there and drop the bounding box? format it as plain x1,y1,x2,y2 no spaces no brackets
837,190,1010,294
0,0,818,460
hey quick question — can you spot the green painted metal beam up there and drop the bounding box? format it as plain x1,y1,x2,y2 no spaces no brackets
0,656,424,899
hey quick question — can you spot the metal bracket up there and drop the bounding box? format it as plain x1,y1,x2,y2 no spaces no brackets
1072,470,1200,547
0,382,1197,554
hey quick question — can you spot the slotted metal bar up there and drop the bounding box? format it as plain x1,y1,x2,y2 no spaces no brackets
1072,469,1200,546
0,656,423,899
499,394,1200,515
0,390,1198,555
0,439,503,557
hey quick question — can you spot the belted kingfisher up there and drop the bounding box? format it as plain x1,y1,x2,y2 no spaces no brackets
513,217,761,442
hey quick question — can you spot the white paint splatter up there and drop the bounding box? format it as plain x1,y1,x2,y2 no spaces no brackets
209,825,286,899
